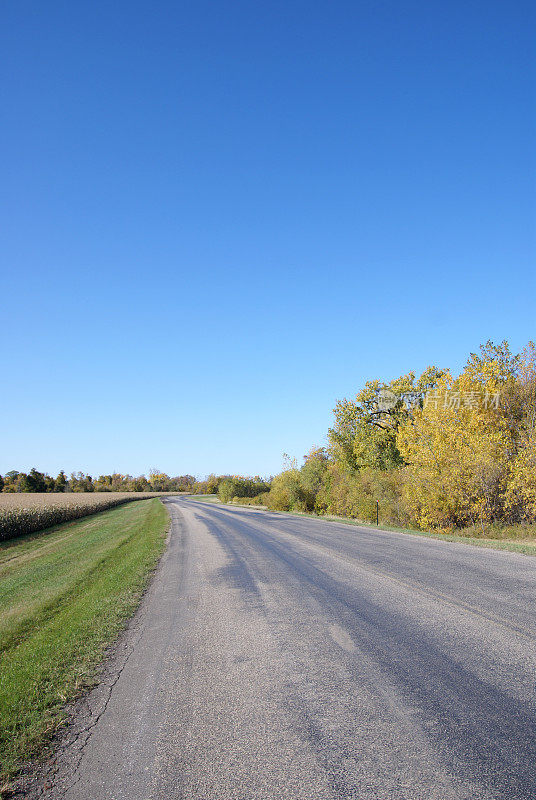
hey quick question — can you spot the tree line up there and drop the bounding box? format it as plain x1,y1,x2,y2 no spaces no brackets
0,470,197,494
0,469,271,499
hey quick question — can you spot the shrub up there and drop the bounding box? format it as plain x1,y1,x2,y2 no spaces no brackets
218,476,271,503
230,495,267,507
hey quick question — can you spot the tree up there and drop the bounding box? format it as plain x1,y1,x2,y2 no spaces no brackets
2,471,20,492
131,476,150,492
205,474,220,494
54,471,68,492
70,472,95,492
298,448,330,511
218,479,235,504
148,470,171,492
20,468,47,493
328,367,443,471
397,342,518,529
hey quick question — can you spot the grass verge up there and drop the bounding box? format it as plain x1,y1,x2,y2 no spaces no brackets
0,498,168,787
188,494,221,503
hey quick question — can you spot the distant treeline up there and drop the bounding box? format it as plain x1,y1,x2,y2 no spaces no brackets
223,341,536,533
0,469,271,499
0,470,197,494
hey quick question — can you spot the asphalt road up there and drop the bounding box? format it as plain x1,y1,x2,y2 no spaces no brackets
33,499,536,799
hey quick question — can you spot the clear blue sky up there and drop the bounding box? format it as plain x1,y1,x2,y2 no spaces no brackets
1,0,534,479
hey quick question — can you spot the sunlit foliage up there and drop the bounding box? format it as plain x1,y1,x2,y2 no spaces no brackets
264,340,536,532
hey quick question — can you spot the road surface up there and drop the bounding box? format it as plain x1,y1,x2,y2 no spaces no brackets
31,498,536,799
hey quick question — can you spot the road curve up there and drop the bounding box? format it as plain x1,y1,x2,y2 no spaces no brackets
32,498,536,799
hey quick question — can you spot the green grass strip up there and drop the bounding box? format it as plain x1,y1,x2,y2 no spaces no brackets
187,494,221,503
0,498,168,785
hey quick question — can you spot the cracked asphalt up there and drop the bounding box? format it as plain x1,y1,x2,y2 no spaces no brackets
28,498,536,799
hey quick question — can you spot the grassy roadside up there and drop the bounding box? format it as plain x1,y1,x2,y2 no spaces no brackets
0,498,168,787
188,494,221,503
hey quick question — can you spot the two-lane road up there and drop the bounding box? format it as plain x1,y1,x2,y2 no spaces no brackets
35,498,536,799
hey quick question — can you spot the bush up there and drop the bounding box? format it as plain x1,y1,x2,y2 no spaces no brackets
315,464,410,525
230,495,267,507
218,476,271,504
263,469,316,513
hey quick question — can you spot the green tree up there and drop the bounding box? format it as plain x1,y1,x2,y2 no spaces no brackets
218,479,235,503
54,471,68,492
70,472,95,492
328,367,443,471
20,468,47,493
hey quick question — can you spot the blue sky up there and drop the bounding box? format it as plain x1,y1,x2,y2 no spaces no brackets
1,0,534,479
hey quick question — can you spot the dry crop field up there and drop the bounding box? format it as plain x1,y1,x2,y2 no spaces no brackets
0,492,179,541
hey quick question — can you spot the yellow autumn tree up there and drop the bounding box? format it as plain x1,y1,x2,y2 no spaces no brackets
397,342,518,530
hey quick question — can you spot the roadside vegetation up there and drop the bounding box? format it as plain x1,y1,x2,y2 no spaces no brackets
217,477,271,504
204,341,536,542
0,498,168,787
